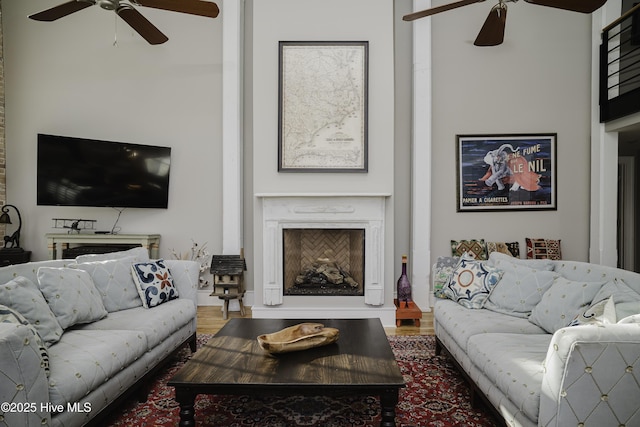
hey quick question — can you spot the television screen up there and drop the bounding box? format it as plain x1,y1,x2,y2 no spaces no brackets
37,134,171,208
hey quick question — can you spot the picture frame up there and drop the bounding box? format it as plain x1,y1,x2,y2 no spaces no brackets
278,41,368,172
456,134,557,211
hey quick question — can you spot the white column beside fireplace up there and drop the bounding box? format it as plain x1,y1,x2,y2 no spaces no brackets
254,193,395,326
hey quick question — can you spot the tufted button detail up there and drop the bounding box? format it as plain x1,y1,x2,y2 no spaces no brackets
578,423,584,427
16,383,24,391
585,366,592,373
626,366,633,373
601,394,609,401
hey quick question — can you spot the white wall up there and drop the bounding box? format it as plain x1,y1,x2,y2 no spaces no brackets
2,0,597,305
3,1,224,264
429,3,593,261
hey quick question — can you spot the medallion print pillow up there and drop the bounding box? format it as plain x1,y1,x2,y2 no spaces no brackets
444,259,503,309
131,259,179,308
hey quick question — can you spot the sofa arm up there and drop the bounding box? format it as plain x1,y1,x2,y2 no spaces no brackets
0,323,51,426
164,260,200,308
539,324,640,427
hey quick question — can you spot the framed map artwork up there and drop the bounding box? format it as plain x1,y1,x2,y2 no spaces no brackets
278,41,368,172
456,134,557,211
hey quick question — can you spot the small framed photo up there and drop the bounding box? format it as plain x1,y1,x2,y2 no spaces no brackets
456,134,557,211
278,41,368,172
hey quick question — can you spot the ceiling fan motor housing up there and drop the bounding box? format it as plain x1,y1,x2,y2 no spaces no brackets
98,0,119,11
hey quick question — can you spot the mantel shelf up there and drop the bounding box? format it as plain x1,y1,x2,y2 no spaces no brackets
45,233,160,259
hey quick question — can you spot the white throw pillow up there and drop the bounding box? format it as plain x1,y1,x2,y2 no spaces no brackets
73,256,142,312
484,258,559,318
0,276,63,345
528,277,604,333
37,267,108,329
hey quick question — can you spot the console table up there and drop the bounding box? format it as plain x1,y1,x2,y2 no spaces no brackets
46,233,160,259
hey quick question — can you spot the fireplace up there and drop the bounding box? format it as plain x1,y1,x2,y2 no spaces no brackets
283,228,365,296
254,194,394,325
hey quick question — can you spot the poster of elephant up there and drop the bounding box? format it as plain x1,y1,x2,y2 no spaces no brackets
456,134,556,211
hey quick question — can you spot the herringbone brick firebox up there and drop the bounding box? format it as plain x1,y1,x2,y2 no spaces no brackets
283,228,365,296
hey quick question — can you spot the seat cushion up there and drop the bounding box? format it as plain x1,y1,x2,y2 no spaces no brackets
78,298,195,350
467,333,551,423
47,329,148,406
434,299,546,352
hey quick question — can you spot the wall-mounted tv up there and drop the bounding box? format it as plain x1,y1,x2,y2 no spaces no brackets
37,134,171,208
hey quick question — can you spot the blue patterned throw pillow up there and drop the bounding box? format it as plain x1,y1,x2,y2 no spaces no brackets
444,258,503,309
131,260,179,308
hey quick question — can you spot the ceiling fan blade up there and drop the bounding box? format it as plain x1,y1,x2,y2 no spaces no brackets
117,5,168,45
403,0,486,21
474,5,507,46
523,0,606,13
29,0,95,22
133,0,219,18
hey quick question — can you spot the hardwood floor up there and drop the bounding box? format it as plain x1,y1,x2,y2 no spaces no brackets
196,306,434,336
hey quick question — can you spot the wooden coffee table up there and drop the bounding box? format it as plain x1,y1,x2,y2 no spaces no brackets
168,318,405,427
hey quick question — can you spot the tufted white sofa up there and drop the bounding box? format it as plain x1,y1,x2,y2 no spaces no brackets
433,252,640,427
0,247,200,427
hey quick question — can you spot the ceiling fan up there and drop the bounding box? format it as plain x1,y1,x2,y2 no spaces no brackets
29,0,220,45
403,0,607,46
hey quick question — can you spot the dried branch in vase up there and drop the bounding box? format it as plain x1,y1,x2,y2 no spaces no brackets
171,240,212,289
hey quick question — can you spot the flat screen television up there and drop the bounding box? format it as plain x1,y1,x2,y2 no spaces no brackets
37,133,171,208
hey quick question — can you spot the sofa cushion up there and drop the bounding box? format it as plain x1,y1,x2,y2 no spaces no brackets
568,296,616,326
484,255,559,318
616,302,640,321
0,276,63,345
131,259,179,308
444,258,503,309
528,277,604,333
0,259,71,292
432,256,459,299
0,304,50,377
74,246,150,263
526,238,562,260
591,279,640,320
72,256,142,313
78,298,196,350
451,239,487,260
487,241,520,258
467,332,551,423
47,329,148,407
37,267,108,329
434,299,547,353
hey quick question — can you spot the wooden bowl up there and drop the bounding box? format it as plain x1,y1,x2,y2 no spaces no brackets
257,323,339,354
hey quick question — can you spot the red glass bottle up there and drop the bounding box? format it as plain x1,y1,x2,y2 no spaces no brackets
397,255,412,307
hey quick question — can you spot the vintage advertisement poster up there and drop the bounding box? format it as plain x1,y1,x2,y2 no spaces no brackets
457,134,556,211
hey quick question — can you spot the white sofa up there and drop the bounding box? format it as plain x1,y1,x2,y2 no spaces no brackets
433,251,640,427
0,247,200,427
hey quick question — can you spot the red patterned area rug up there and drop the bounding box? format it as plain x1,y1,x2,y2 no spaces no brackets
105,334,498,427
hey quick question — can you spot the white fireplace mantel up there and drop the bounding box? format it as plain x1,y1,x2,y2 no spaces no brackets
255,193,393,322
